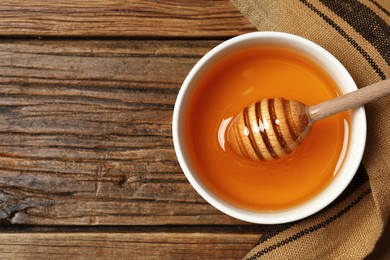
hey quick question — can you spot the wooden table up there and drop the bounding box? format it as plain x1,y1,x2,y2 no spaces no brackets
0,1,388,259
0,1,265,258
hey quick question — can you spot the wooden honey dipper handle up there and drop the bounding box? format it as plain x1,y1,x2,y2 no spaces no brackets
308,79,390,122
227,79,390,162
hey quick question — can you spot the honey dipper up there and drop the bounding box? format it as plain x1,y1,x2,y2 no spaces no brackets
227,79,390,161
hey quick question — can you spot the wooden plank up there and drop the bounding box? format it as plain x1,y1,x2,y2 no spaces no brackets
0,40,248,225
0,232,259,259
0,0,255,37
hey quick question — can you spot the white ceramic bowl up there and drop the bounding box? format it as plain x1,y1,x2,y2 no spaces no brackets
172,32,366,224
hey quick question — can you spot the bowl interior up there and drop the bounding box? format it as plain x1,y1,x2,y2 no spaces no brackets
172,32,366,224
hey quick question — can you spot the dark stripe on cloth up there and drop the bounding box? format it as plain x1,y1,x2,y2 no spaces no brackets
368,0,390,16
320,0,390,65
299,0,387,80
248,165,369,256
246,188,371,259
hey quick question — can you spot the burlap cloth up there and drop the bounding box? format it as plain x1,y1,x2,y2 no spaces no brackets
229,0,390,259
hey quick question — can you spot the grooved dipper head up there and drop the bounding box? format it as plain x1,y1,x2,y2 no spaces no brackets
226,98,311,161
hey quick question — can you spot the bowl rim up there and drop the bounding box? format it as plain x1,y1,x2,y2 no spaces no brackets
172,31,367,224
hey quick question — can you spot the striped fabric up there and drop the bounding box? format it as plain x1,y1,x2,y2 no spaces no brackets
230,0,389,259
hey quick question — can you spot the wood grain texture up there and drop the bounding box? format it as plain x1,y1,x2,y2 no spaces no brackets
0,232,259,259
0,0,255,37
0,40,248,225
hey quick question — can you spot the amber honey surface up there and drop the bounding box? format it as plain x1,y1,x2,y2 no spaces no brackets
185,47,350,211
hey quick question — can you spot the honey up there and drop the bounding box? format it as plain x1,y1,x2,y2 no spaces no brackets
184,46,349,211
